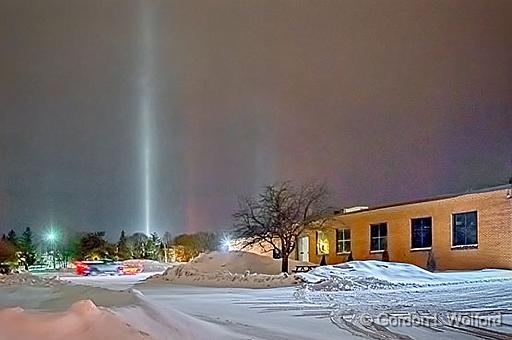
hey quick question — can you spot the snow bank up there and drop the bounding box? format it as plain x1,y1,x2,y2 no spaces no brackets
175,251,308,275
0,283,141,313
151,266,299,288
0,273,65,287
123,260,171,273
116,292,240,340
145,251,305,288
0,300,153,340
298,260,512,291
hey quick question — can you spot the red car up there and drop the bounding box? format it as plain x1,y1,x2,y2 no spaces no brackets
75,260,123,276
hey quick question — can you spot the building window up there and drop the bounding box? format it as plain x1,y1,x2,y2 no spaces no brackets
411,217,432,249
370,223,387,252
452,211,478,247
336,229,351,254
316,231,329,255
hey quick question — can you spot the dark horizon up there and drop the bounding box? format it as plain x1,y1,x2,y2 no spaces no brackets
1,0,511,237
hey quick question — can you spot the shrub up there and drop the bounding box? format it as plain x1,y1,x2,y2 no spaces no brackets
347,252,354,262
426,250,437,272
381,250,390,262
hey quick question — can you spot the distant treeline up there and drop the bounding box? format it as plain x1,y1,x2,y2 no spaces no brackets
0,227,225,267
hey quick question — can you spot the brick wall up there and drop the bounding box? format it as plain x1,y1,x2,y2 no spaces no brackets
302,188,512,270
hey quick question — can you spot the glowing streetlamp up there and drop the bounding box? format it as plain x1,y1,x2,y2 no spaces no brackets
222,236,232,252
46,231,56,243
46,230,58,269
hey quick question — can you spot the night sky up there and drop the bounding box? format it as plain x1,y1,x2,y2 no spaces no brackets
1,0,511,238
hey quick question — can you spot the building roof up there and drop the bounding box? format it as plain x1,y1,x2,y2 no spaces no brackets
337,183,511,216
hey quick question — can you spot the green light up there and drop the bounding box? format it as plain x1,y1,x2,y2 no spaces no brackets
46,231,57,242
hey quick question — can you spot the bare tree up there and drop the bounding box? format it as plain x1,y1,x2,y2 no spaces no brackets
233,181,331,273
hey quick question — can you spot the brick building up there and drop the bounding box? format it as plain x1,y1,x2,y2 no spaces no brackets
297,184,512,270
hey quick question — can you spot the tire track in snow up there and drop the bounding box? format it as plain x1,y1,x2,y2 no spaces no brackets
244,279,512,339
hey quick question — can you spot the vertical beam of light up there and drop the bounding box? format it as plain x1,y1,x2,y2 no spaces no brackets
144,126,150,236
138,1,155,236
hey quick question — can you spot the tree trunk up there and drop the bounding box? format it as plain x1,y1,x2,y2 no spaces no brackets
281,250,289,273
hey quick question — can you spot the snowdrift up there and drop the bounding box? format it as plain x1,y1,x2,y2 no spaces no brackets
0,300,153,340
0,280,235,340
122,259,171,273
0,273,65,287
145,251,307,288
172,250,308,275
298,260,512,291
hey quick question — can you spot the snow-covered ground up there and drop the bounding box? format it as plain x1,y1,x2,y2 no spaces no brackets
295,261,512,339
0,258,511,339
298,260,512,289
64,272,159,290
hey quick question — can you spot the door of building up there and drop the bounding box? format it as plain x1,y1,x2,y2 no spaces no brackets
298,236,309,262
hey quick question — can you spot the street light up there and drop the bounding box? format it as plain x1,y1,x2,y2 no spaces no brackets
46,230,58,269
222,236,232,251
46,232,56,242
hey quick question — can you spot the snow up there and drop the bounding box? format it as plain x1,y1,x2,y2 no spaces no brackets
293,261,512,339
63,272,160,290
298,260,512,290
123,285,348,340
123,259,172,273
0,273,65,287
294,278,512,339
0,260,511,339
141,260,512,338
148,266,299,288
167,251,308,275
115,291,240,340
0,300,153,340
144,251,306,288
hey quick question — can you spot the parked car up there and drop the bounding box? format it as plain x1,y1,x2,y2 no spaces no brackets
75,260,123,276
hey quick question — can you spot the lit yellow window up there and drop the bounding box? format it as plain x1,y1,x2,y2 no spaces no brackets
316,231,329,255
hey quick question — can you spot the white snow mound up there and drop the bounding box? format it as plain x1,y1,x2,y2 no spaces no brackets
0,299,153,340
298,260,512,291
123,259,171,272
145,251,308,288
0,273,65,287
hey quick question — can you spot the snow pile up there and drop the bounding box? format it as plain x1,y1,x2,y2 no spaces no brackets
145,251,305,288
172,250,310,275
0,273,65,287
123,259,171,273
0,300,153,340
298,260,512,291
154,266,299,288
